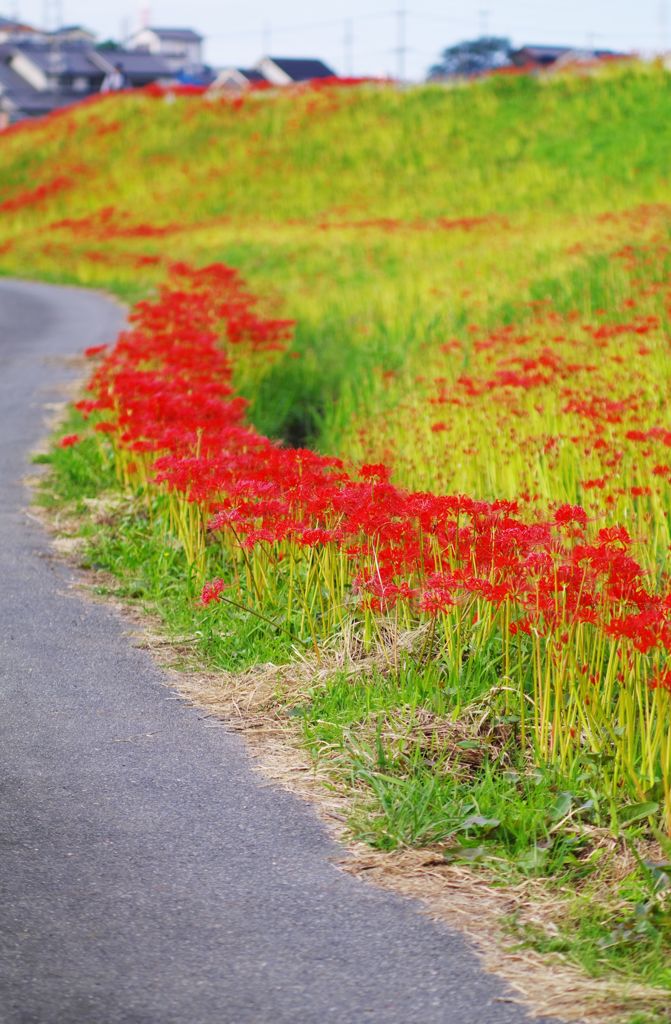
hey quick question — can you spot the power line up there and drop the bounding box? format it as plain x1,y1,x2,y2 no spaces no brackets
659,0,669,50
479,8,491,36
42,0,62,31
343,18,354,75
396,8,407,80
201,7,659,80
208,12,390,42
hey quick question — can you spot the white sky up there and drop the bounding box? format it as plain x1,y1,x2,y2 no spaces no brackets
7,1,668,80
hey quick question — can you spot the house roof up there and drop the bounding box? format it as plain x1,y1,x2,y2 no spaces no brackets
50,25,96,38
147,27,203,43
0,16,36,32
209,67,266,89
237,67,265,81
15,43,107,77
264,57,335,81
106,49,172,76
514,45,574,60
513,44,619,64
1,89,74,114
0,56,31,93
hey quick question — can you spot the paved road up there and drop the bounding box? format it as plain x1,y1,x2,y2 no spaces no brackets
0,279,558,1024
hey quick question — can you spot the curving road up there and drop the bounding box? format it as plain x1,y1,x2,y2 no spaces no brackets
0,278,558,1024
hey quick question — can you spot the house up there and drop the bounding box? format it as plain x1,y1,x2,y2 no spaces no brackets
100,49,173,89
207,57,337,95
511,45,621,69
0,16,39,44
0,84,73,127
255,56,335,85
208,67,266,93
48,25,97,45
126,27,203,73
8,41,109,93
0,39,173,124
0,46,72,126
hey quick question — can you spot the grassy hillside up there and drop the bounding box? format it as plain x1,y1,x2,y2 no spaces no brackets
1,63,671,448
6,65,671,1016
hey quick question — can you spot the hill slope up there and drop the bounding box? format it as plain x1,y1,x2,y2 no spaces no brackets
0,65,670,448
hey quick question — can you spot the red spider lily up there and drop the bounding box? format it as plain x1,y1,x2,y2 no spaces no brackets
71,244,671,831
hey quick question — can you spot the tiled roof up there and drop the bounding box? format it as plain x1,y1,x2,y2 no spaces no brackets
51,25,94,36
0,17,35,31
16,43,105,77
107,50,172,76
265,57,335,81
150,28,203,43
0,58,30,93
514,44,619,62
1,89,74,114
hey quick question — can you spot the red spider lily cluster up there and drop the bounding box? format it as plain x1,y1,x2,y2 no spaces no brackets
315,214,502,233
0,174,77,214
75,256,671,829
349,216,671,575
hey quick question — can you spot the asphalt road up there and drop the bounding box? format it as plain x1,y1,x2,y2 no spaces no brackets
0,278,559,1024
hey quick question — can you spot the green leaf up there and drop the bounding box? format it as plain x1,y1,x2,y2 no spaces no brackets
516,845,549,872
459,814,500,834
548,791,573,822
619,801,659,825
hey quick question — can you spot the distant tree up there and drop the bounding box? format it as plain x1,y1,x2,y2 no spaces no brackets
428,36,513,80
98,39,121,51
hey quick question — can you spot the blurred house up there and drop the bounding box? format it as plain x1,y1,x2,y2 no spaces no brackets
511,44,622,69
0,15,39,43
100,50,173,89
126,27,204,74
0,48,72,125
0,37,173,124
256,56,335,84
8,42,109,93
49,25,97,45
210,67,266,92
210,56,336,93
0,19,213,125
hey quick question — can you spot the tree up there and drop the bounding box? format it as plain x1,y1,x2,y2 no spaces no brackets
428,36,513,80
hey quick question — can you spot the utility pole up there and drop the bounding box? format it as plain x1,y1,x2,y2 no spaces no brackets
659,0,669,52
395,8,407,82
479,8,490,36
263,21,272,55
43,0,62,31
343,18,354,76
